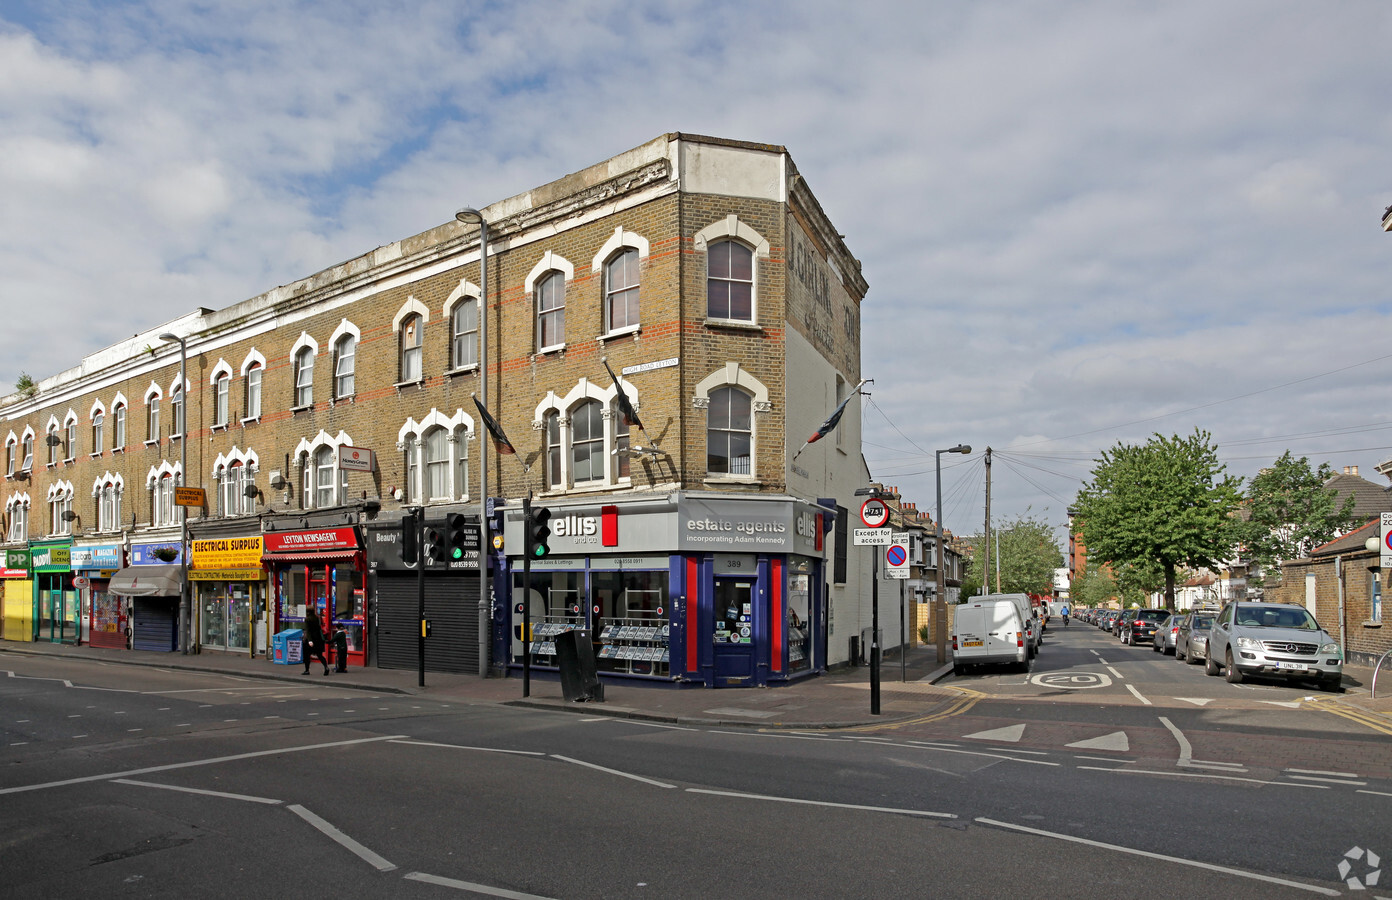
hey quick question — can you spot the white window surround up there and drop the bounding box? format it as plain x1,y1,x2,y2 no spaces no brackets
240,349,266,377
693,362,771,483
525,251,574,354
167,375,189,438
294,430,354,509
694,215,770,325
63,411,78,461
144,382,162,405
212,446,260,480
591,227,650,272
290,332,319,361
89,399,106,420
443,280,482,371
397,408,476,502
240,351,265,423
392,296,430,333
330,320,360,399
533,377,635,491
209,359,234,385
145,460,184,489
393,297,429,385
91,472,126,497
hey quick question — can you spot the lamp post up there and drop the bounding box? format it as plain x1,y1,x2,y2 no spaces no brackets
935,444,971,664
158,332,190,655
454,208,490,678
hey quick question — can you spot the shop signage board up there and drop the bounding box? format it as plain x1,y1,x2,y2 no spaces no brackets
264,527,358,553
339,446,376,472
2,548,30,578
70,544,122,571
853,528,892,546
192,536,264,570
175,487,206,508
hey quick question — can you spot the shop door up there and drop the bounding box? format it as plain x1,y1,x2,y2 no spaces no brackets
712,578,756,685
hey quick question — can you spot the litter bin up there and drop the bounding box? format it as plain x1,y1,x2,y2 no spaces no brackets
332,628,348,673
554,628,603,702
272,629,303,665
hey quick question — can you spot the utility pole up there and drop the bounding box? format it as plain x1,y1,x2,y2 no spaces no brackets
983,447,992,597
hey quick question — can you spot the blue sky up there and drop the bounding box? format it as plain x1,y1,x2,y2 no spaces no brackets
2,1,1391,545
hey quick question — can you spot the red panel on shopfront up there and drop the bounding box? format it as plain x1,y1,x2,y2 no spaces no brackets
601,505,618,547
263,527,358,554
770,557,784,672
686,556,699,673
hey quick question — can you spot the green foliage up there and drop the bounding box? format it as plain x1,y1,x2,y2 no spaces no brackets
1071,567,1117,607
15,372,36,397
1235,451,1358,582
1073,429,1242,608
963,513,1062,598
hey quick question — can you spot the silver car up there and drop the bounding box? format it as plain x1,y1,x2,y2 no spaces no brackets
1176,612,1215,665
1205,601,1343,691
1151,614,1179,655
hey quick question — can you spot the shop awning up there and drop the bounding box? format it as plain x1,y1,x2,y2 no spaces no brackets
108,565,183,597
261,549,360,563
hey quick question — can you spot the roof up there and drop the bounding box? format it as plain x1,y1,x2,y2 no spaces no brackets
1310,517,1380,558
1322,472,1392,520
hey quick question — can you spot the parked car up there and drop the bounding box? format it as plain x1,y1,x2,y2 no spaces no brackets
1121,608,1170,645
1112,610,1133,637
1100,610,1119,631
1176,611,1216,665
1151,614,1179,654
952,595,1035,674
1205,601,1343,691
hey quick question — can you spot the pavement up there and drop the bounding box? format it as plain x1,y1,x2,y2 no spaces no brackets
3,637,1390,730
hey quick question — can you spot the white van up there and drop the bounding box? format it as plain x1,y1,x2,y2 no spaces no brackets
952,595,1034,674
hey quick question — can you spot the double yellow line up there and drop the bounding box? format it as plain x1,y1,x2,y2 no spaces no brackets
842,687,986,733
1310,701,1392,737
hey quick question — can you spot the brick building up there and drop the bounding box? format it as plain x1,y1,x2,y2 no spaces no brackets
0,133,874,687
1270,520,1388,668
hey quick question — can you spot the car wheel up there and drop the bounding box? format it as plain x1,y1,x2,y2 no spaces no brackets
1225,649,1243,684
1186,650,1200,665
1321,674,1342,693
953,664,964,676
1205,651,1220,676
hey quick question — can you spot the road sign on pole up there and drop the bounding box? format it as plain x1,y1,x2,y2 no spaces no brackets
860,499,890,528
885,541,910,579
1382,513,1392,570
853,528,892,546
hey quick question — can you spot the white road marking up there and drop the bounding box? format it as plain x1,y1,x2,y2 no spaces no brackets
1066,732,1130,752
552,754,676,788
976,817,1340,896
962,724,1025,742
688,787,955,819
389,739,544,757
1106,666,1124,679
288,804,397,871
1259,700,1303,709
1125,684,1151,705
1074,755,1125,763
114,778,282,804
1356,789,1392,797
1079,766,1325,787
0,734,407,796
890,741,1060,767
1174,697,1214,706
405,871,558,899
1287,774,1367,786
1158,716,1246,771
1285,767,1358,777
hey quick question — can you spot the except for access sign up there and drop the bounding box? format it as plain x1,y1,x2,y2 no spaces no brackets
853,528,892,546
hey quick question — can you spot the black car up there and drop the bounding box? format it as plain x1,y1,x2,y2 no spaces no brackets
1121,608,1170,645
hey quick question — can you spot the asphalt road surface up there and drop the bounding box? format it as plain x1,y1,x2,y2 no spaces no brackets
2,635,1387,899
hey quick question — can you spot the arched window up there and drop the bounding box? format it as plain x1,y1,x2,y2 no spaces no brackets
147,395,161,442
4,436,15,476
8,497,28,541
605,248,640,332
707,240,754,321
214,372,230,426
334,334,356,398
314,446,336,507
294,347,315,407
245,364,263,419
451,297,478,369
154,472,177,526
92,411,105,454
400,314,423,382
113,402,127,449
21,433,33,472
98,479,122,532
545,412,562,489
615,409,631,480
423,427,449,500
170,384,184,438
707,387,752,476
536,271,565,350
65,418,77,461
46,425,60,465
570,400,604,485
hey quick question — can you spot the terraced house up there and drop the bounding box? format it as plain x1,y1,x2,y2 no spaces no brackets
0,133,880,688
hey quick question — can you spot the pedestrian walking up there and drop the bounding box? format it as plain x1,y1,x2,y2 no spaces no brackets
302,607,331,675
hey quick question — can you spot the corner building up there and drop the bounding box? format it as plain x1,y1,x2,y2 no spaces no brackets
0,133,872,687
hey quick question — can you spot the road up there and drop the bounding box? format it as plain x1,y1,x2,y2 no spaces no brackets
1,631,1388,899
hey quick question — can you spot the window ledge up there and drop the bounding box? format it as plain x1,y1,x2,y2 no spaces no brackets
445,365,480,378
703,318,761,333
112,447,125,454
170,434,183,442
1361,620,1382,628
536,343,566,357
63,457,75,465
143,439,160,448
240,416,260,426
703,475,761,486
88,451,102,459
211,423,228,434
599,325,641,342
394,379,424,391
291,404,313,414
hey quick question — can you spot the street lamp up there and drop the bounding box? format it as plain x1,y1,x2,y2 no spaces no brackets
935,444,972,664
158,332,190,655
454,208,491,679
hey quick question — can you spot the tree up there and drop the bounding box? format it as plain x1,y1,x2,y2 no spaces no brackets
962,513,1062,598
1070,567,1118,608
15,372,35,398
1073,429,1242,609
1234,451,1358,583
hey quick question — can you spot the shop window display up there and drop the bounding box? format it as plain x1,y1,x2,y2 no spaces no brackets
593,570,670,675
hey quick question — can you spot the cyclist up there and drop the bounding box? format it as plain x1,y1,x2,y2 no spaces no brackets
1061,605,1070,627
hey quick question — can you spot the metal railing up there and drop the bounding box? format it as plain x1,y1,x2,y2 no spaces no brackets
1373,648,1392,700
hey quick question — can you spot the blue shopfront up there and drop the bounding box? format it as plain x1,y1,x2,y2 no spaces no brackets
496,493,832,687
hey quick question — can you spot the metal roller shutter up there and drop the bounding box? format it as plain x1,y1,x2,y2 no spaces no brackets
133,598,178,651
376,574,480,673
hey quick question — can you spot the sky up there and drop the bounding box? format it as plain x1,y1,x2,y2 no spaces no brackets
2,0,1391,549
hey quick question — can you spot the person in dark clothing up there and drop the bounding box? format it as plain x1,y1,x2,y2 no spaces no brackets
302,607,331,675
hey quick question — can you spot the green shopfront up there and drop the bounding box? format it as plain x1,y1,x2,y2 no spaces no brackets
31,539,76,644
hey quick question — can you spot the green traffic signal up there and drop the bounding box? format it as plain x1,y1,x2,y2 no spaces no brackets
531,507,552,558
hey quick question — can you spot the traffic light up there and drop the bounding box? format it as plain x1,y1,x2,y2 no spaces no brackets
446,513,469,561
529,506,552,559
400,512,417,563
424,523,447,563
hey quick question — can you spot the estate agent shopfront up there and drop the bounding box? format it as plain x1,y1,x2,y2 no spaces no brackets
498,493,831,688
